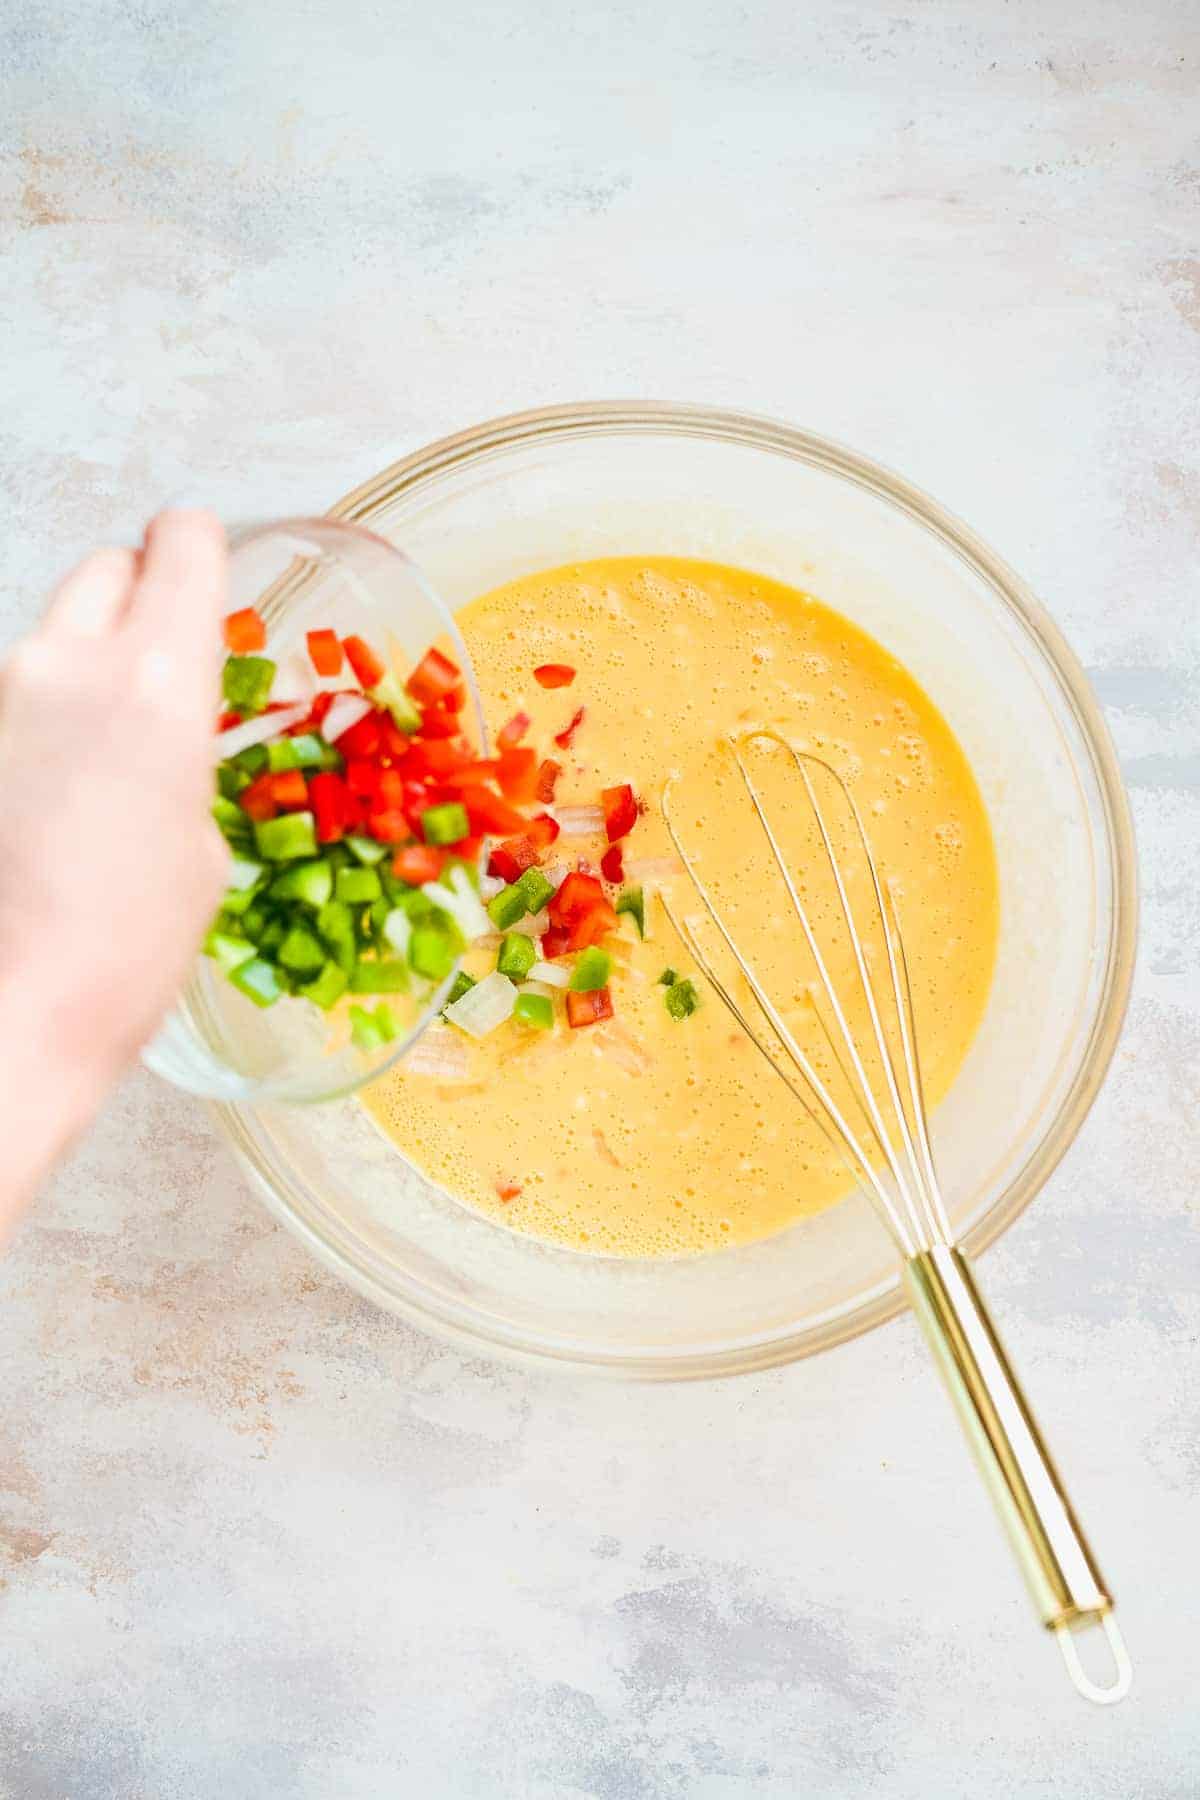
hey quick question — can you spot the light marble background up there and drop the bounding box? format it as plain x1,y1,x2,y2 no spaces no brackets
2,2,1198,1794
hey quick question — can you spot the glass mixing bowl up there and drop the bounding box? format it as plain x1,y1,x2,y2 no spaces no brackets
208,403,1136,1378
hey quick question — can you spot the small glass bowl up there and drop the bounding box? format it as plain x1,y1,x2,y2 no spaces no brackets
205,406,1137,1377
143,517,485,1105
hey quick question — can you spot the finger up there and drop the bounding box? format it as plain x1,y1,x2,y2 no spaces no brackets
127,508,228,658
41,547,139,638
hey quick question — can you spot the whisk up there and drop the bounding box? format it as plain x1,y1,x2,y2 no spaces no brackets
661,732,1131,1706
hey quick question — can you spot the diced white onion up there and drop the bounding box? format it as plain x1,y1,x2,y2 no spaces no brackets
382,908,412,956
267,649,319,705
541,863,568,892
595,1020,653,1075
444,970,518,1038
511,908,549,937
402,1024,469,1079
214,703,309,760
320,692,373,744
555,804,604,836
226,856,264,891
422,865,491,941
528,960,569,988
480,874,506,901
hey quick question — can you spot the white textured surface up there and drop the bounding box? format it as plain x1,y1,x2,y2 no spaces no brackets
2,3,1199,1793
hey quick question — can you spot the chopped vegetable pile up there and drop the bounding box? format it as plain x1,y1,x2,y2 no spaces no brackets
206,608,700,1077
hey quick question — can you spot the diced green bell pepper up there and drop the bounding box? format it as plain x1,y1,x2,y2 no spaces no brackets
421,801,470,846
222,655,276,715
233,743,269,776
409,926,458,981
513,867,555,915
254,811,317,861
335,866,382,905
513,991,553,1030
497,933,536,979
270,732,327,771
486,883,528,930
212,795,253,849
657,967,678,986
616,884,645,939
278,925,327,975
298,961,348,1011
349,960,411,994
204,929,256,974
346,832,387,866
229,956,285,1007
221,881,263,918
217,761,251,800
349,1001,401,1051
240,902,271,941
569,947,612,992
316,899,358,974
267,858,333,909
443,970,475,1011
258,917,286,956
664,977,699,1020
371,670,422,733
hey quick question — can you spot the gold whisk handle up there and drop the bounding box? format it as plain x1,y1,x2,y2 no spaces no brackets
903,1246,1131,1702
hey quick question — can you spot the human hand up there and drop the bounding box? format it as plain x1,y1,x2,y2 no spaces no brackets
0,510,228,1221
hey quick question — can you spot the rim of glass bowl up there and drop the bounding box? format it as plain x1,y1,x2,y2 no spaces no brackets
210,401,1138,1380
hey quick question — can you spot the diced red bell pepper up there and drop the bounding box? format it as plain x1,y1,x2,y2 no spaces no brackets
548,870,619,950
418,700,462,739
239,773,279,822
554,706,586,750
600,844,624,883
496,746,540,803
535,758,562,803
378,715,411,762
406,647,461,708
442,757,500,788
399,780,437,833
346,757,381,799
308,771,348,843
223,607,266,653
270,769,309,811
566,987,614,1029
498,835,542,877
487,845,523,884
602,783,638,842
496,711,531,750
457,786,530,837
375,768,405,811
342,634,386,689
335,711,383,758
533,663,576,689
403,737,475,780
306,628,343,676
367,808,409,843
392,843,444,884
217,710,241,731
539,925,571,958
442,683,466,713
527,813,560,849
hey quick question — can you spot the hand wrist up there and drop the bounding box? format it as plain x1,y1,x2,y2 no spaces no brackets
0,953,120,1229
